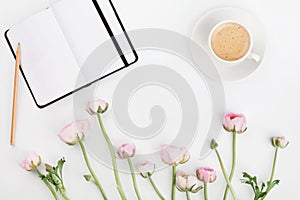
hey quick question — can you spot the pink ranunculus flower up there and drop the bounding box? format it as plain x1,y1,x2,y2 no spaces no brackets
20,153,41,171
117,143,136,159
160,144,190,166
223,112,247,134
86,99,109,115
176,171,202,193
196,167,217,183
58,120,90,145
272,136,289,149
137,161,155,178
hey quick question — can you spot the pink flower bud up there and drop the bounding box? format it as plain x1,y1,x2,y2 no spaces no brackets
137,161,155,178
223,112,247,134
86,99,109,115
196,167,217,183
58,120,89,145
117,143,136,159
20,153,41,171
160,145,190,166
176,171,202,193
272,136,289,149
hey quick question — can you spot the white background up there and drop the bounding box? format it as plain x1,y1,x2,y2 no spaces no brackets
1,0,300,199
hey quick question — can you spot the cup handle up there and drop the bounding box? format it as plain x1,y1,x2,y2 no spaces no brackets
248,52,260,62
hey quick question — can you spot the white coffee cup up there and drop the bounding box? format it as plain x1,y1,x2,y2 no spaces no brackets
208,20,260,63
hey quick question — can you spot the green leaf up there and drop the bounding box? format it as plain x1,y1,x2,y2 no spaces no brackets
43,157,67,194
260,182,266,192
257,192,267,198
253,176,258,186
57,158,65,178
267,179,280,192
84,175,92,182
241,172,259,193
242,172,252,179
241,172,270,200
39,174,46,181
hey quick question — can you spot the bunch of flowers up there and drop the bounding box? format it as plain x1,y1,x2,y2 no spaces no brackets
20,100,289,200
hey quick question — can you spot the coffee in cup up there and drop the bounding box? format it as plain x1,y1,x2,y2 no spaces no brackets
210,22,252,62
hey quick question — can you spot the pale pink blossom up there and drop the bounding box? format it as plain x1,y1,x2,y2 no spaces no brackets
137,161,155,178
223,112,247,133
86,99,109,115
272,136,289,149
196,167,217,183
58,120,89,145
20,153,41,171
176,171,202,193
117,143,136,159
160,145,190,166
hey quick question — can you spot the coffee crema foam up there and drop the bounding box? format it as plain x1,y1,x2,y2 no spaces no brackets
211,22,251,61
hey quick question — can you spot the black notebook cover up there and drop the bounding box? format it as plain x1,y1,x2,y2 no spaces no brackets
4,0,138,108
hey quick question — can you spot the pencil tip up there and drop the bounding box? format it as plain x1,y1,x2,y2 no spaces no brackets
18,42,20,46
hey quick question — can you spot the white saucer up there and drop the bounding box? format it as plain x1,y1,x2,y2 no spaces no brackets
191,7,266,81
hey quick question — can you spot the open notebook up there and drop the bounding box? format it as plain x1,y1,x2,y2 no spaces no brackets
5,0,138,108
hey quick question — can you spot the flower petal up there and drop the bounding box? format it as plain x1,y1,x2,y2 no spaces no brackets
58,120,89,145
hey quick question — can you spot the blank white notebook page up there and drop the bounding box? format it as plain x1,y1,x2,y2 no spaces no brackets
7,8,79,106
51,0,118,66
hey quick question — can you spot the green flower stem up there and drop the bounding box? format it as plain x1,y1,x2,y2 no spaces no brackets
79,140,108,200
61,191,70,200
172,165,176,200
223,132,237,200
56,178,69,200
214,148,237,200
127,158,142,200
149,177,165,200
34,168,59,200
204,183,208,200
97,113,127,200
269,147,279,185
261,147,279,200
185,191,191,200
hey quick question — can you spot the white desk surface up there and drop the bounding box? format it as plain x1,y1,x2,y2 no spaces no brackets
0,0,299,199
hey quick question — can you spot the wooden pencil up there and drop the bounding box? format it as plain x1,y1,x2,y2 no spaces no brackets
10,43,21,146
